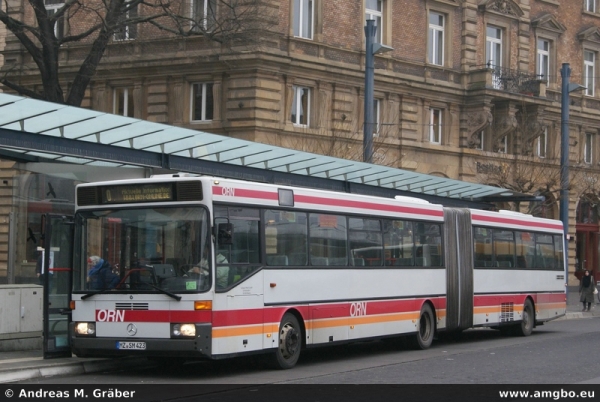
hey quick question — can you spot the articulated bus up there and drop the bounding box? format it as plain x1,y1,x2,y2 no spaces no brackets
70,175,566,369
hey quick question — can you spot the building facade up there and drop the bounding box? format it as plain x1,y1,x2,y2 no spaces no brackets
2,0,600,284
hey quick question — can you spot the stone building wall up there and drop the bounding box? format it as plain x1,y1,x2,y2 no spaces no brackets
3,0,600,284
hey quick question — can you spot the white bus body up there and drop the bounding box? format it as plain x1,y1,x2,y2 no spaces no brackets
70,176,566,368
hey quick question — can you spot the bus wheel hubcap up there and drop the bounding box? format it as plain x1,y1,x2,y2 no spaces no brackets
280,322,299,359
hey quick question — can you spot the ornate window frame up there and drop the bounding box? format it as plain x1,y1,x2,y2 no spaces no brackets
532,14,566,88
425,0,459,68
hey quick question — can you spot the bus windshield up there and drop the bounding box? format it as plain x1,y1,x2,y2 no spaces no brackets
73,206,211,294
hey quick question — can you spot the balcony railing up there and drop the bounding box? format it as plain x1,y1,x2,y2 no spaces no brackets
487,63,545,95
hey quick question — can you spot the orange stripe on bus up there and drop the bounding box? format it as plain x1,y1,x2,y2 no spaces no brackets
212,311,450,339
213,325,265,338
307,312,421,329
474,302,566,315
474,306,523,314
537,302,566,309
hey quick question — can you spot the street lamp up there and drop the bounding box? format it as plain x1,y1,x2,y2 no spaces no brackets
363,19,393,163
560,62,585,292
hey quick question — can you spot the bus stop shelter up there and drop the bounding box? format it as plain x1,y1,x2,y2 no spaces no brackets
0,93,536,357
0,93,531,207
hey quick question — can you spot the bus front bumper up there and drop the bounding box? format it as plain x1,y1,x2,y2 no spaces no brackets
70,323,212,359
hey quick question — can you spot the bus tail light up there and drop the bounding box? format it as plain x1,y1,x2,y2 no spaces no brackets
194,301,212,310
171,324,196,338
75,322,96,336
69,300,76,310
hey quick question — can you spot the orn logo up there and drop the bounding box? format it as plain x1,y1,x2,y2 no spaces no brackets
96,310,125,322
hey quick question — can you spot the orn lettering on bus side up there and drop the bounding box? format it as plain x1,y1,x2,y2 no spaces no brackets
96,310,125,322
221,187,235,197
350,302,367,317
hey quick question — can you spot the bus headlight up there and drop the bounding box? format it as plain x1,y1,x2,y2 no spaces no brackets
171,324,196,338
75,322,96,336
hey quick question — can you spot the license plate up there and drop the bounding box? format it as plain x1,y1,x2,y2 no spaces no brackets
117,341,146,350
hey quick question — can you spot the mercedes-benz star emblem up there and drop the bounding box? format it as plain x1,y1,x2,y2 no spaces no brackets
126,323,137,336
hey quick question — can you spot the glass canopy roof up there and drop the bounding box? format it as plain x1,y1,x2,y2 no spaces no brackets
0,93,518,202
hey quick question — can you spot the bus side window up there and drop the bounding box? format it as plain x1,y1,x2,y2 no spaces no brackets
216,207,261,287
264,210,308,267
473,227,492,268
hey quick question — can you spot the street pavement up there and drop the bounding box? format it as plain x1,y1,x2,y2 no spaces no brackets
0,287,597,384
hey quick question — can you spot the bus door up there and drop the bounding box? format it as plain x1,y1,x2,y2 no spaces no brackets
42,214,74,359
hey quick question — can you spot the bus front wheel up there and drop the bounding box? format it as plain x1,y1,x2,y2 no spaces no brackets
270,313,302,369
413,303,435,349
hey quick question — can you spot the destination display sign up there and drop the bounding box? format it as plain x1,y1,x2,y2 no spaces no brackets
101,184,174,204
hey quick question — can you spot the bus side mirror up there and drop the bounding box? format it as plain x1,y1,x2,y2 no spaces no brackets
217,223,233,245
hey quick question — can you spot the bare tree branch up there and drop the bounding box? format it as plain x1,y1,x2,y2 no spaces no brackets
1,0,278,105
0,77,45,100
467,100,569,214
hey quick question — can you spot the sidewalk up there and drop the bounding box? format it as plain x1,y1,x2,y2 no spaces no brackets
561,286,600,319
0,289,597,384
0,348,148,383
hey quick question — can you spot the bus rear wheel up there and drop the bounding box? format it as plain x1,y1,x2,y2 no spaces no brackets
413,304,435,349
500,299,534,336
518,299,534,337
270,313,302,369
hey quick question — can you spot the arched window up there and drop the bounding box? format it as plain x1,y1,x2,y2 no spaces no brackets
576,195,600,224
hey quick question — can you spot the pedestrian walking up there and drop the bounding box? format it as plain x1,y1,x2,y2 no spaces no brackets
579,269,596,312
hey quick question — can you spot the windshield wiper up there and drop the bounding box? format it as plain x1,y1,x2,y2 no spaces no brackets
146,283,182,301
81,284,181,301
81,288,111,300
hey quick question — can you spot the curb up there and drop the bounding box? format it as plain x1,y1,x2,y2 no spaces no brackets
0,357,147,384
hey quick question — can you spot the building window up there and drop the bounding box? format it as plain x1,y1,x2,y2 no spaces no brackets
486,26,502,89
428,12,444,66
365,0,383,44
476,131,484,150
113,88,134,117
191,83,214,122
584,51,595,97
371,99,381,137
291,86,310,127
429,108,442,144
191,0,217,32
536,128,547,158
584,133,593,164
497,136,508,154
486,26,502,67
293,0,313,39
586,0,596,12
537,39,550,82
44,0,64,40
114,1,138,41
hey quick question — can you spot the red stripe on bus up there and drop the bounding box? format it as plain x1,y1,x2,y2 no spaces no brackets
212,186,278,201
94,294,559,325
93,298,448,325
212,308,272,327
295,195,444,217
212,185,443,218
211,298,447,326
473,292,564,306
471,214,563,231
94,310,211,322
